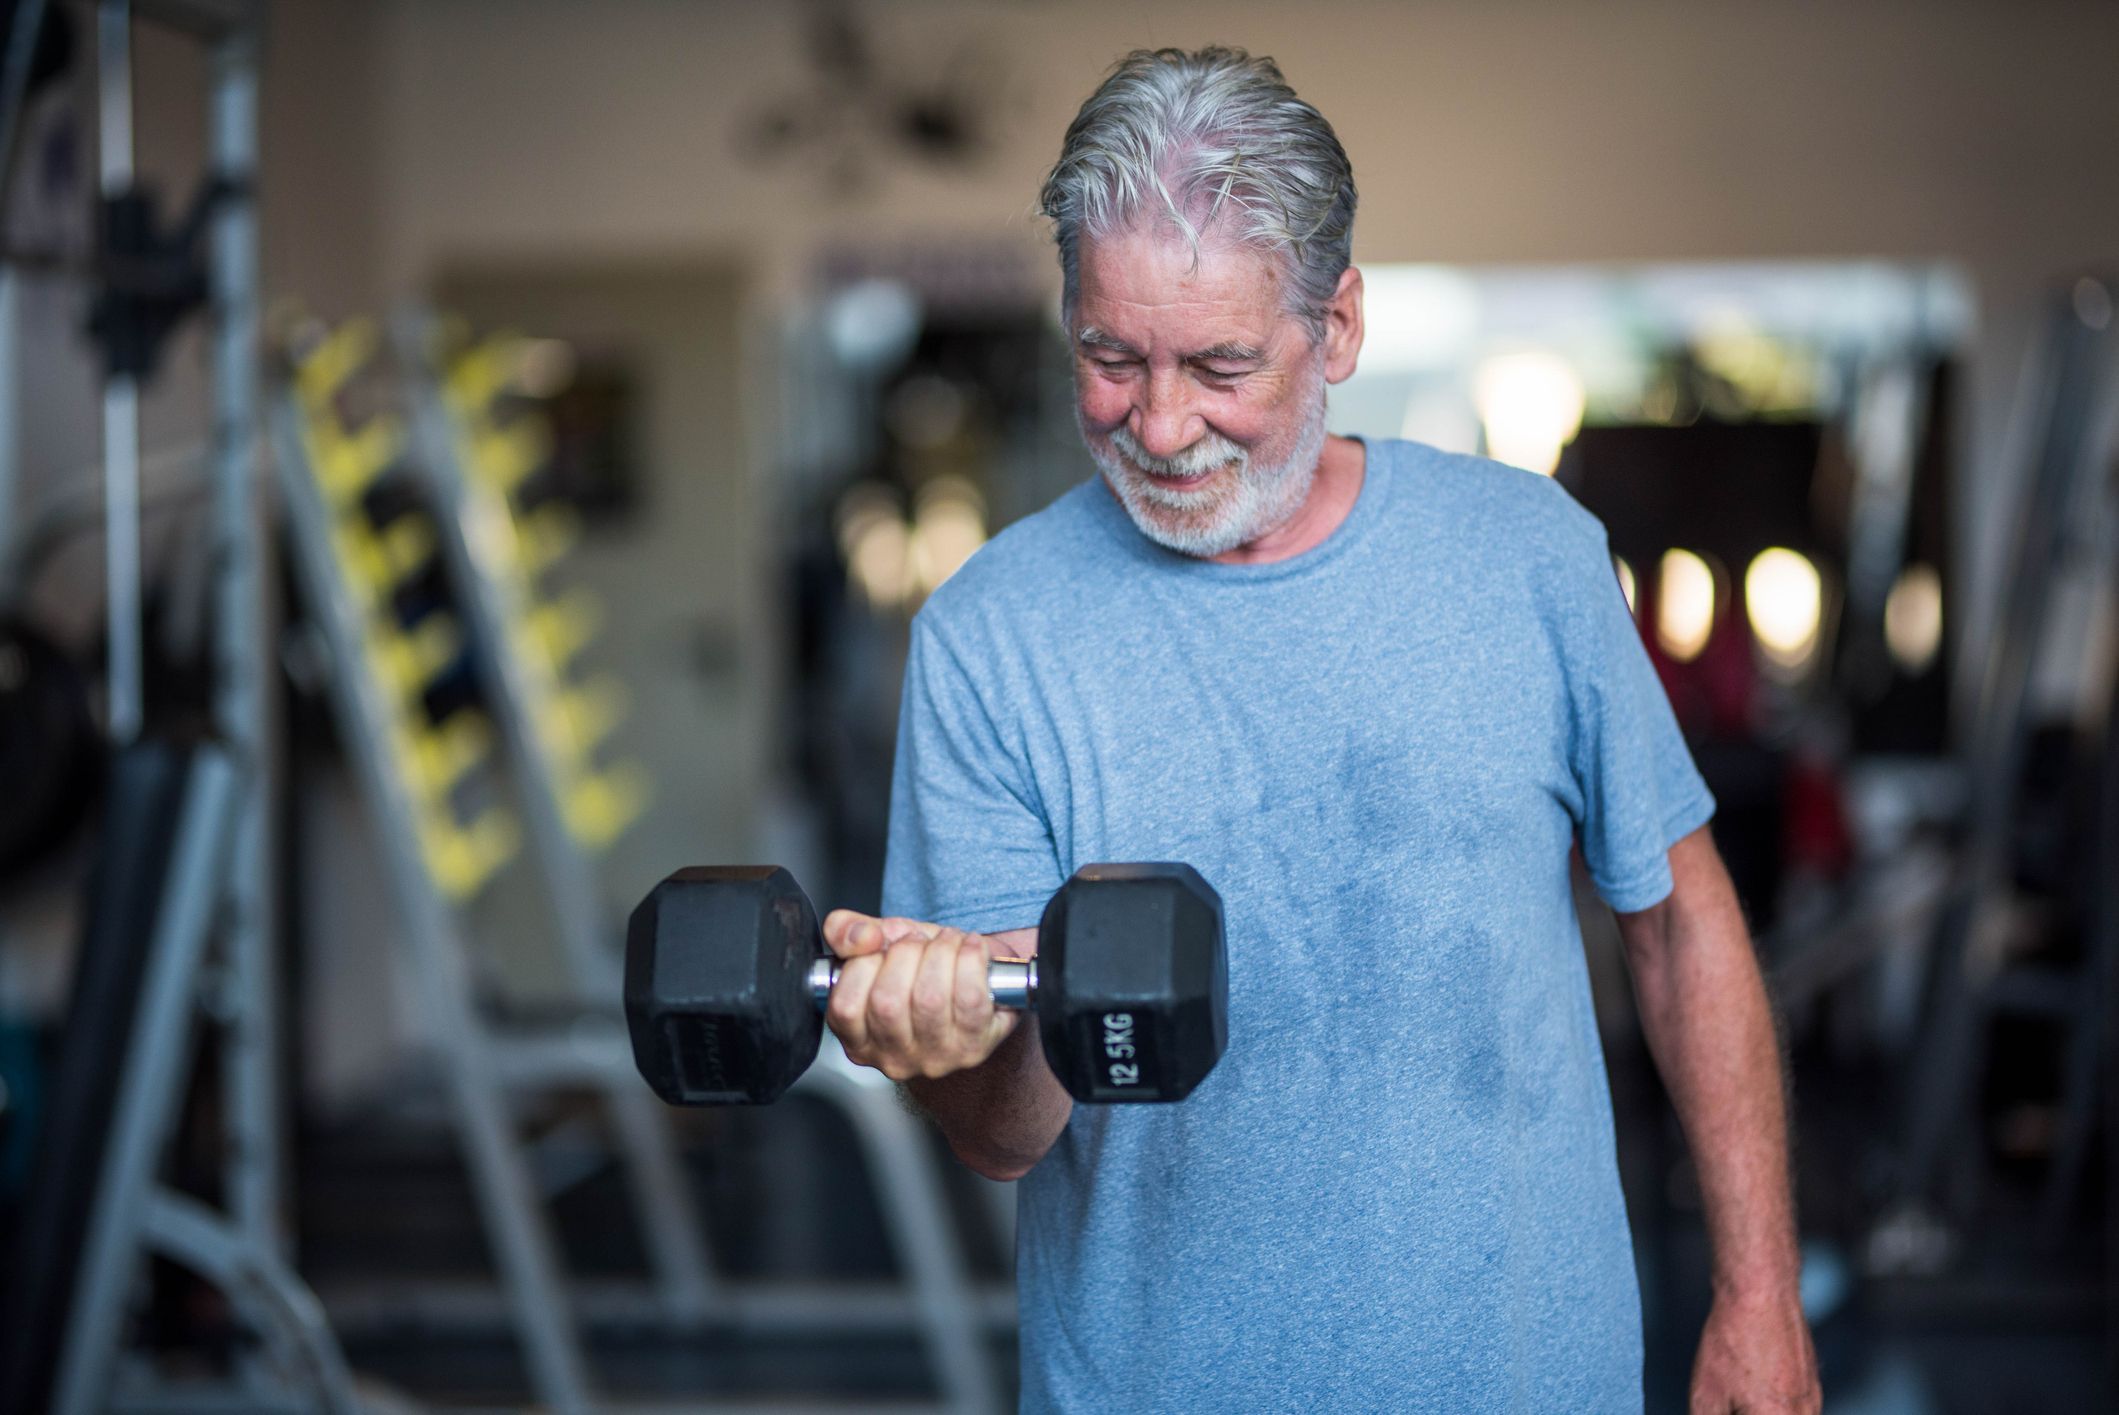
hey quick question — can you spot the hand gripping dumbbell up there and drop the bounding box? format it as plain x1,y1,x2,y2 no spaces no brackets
625,862,1227,1105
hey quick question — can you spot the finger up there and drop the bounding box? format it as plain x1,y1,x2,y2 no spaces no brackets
866,936,927,1062
875,917,940,945
826,950,882,1057
959,937,1020,1057
822,909,888,959
909,931,961,1064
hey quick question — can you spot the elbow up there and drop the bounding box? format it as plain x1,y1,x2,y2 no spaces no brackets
951,1142,1035,1183
1615,899,1679,975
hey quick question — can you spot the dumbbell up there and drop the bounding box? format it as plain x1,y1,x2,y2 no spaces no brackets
625,862,1227,1105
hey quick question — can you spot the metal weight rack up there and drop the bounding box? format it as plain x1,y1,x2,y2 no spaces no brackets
402,314,1018,1413
276,314,1015,1412
5,3,367,1413
1898,274,2119,1234
273,318,604,1412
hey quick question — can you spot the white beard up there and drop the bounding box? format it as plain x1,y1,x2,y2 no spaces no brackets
1083,391,1330,558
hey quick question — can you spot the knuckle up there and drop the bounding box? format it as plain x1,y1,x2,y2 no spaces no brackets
910,978,949,1022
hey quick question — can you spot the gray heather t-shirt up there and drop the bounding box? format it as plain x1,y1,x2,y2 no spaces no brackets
881,437,1714,1412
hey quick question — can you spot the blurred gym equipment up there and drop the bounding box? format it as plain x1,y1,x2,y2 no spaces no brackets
1892,274,2118,1244
0,4,365,1412
276,313,604,1412
0,615,99,878
273,311,1019,1412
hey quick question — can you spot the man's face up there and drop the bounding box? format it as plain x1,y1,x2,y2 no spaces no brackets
1071,225,1330,557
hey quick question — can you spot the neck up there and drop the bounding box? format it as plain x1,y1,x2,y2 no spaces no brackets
1206,434,1366,565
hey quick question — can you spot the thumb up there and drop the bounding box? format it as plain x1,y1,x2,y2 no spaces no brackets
822,909,889,958
979,1005,1021,1055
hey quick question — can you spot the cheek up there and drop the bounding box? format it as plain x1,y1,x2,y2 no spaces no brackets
1202,395,1282,449
1224,374,1317,449
1076,378,1130,431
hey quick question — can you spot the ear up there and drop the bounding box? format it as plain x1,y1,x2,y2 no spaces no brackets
1321,266,1364,385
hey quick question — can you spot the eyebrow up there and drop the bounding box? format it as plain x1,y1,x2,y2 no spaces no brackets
1076,327,1136,356
1075,328,1265,363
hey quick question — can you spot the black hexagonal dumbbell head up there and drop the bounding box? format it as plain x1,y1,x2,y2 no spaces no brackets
625,865,824,1105
1035,863,1227,1103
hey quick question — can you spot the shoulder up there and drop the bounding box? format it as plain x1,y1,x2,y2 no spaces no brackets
1377,440,1612,593
1385,440,1604,547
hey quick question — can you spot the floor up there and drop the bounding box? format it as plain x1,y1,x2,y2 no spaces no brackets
269,1047,2110,1410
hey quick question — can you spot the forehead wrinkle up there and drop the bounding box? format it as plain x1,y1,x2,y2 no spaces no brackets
1076,228,1295,349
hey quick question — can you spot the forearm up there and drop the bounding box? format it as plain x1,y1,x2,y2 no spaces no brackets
905,1019,1074,1181
1624,837,1801,1297
897,923,1072,1179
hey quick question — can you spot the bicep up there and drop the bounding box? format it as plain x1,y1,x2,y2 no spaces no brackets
882,618,1063,927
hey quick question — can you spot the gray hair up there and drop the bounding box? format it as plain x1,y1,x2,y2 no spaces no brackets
1038,47,1357,339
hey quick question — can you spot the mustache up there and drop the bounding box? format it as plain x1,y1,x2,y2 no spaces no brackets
1108,425,1247,478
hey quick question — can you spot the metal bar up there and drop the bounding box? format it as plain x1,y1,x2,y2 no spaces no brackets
392,312,616,993
109,1389,315,1415
801,1045,1004,1415
97,2,132,189
489,1020,635,1089
138,1189,359,1413
204,11,280,1266
51,750,240,1415
100,377,142,740
600,1082,717,1317
2101,538,2119,1401
97,0,141,742
0,271,17,580
395,311,719,1320
813,956,1034,1011
319,1276,1017,1333
272,394,597,1413
0,0,49,249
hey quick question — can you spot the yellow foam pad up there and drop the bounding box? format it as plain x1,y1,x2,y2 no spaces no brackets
535,676,629,762
468,419,551,493
564,761,651,851
294,319,379,406
520,590,601,668
517,504,582,574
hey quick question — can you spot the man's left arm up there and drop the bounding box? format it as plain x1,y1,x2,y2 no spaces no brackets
1614,824,1822,1415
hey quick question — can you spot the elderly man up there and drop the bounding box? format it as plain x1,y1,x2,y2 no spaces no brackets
820,47,1820,1413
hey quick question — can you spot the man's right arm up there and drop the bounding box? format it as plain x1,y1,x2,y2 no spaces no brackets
821,915,1073,1181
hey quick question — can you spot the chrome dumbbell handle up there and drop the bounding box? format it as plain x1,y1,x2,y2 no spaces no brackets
807,956,1038,1011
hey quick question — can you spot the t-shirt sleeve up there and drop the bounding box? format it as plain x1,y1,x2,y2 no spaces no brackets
880,613,1063,934
1558,520,1717,913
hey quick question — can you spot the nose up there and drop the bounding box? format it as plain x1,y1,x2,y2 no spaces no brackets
1130,368,1203,459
